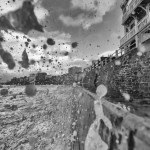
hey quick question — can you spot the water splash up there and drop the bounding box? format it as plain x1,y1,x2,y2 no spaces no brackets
96,84,107,99
115,60,121,66
122,92,130,101
85,85,112,150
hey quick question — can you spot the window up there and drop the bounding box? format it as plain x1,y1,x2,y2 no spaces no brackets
130,40,136,49
123,7,126,14
130,22,135,30
136,7,146,22
126,27,129,33
145,29,150,34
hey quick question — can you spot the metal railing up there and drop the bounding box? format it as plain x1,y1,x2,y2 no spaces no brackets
140,31,150,43
89,41,137,72
120,27,136,46
84,39,137,73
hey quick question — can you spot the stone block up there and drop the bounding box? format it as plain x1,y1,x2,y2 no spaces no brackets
140,83,148,89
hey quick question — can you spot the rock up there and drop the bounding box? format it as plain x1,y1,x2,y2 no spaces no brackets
0,88,8,96
4,104,18,111
25,84,37,97
73,82,77,87
19,92,23,95
50,138,54,144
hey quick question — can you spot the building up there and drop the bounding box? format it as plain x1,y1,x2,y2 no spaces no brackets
68,66,82,74
36,72,47,80
29,73,36,84
92,60,97,66
45,75,52,79
120,0,150,52
35,72,47,84
84,66,91,72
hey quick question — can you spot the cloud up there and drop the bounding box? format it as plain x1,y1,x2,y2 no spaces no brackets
0,29,83,77
34,0,49,22
0,0,49,23
98,50,116,57
59,0,117,29
62,57,91,69
110,32,122,40
0,0,25,16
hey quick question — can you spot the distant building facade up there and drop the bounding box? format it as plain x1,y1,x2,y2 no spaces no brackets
68,66,82,74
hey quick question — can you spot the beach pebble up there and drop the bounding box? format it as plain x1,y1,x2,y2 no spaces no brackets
25,84,37,97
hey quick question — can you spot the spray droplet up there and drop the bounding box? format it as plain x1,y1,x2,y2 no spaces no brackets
73,82,77,87
115,60,121,66
96,84,107,98
122,93,130,101
137,52,142,56
139,44,146,53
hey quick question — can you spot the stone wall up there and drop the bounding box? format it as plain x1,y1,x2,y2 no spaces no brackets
83,70,97,93
95,47,150,99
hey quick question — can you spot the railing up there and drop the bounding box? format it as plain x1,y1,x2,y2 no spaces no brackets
138,15,150,31
90,49,126,71
122,0,143,24
120,27,136,46
88,40,137,72
140,32,150,43
120,15,150,46
138,15,150,43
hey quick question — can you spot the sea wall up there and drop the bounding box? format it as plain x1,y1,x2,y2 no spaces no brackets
80,87,150,150
95,47,150,99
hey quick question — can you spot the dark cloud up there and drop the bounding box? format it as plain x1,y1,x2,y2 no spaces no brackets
47,38,55,45
30,59,36,65
71,42,78,48
25,42,29,47
60,51,69,56
49,59,53,63
0,48,16,69
43,44,48,50
0,1,44,34
18,49,29,69
0,37,4,42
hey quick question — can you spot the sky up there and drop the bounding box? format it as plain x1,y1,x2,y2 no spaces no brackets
0,0,124,82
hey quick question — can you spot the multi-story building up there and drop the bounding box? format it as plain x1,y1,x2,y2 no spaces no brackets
72,0,150,73
120,0,150,52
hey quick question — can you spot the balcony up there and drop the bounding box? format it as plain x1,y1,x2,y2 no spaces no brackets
122,0,143,24
121,0,128,8
120,27,136,46
140,33,150,43
120,15,150,46
137,15,150,31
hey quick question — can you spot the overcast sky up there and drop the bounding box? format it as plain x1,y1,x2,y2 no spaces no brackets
0,0,124,82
